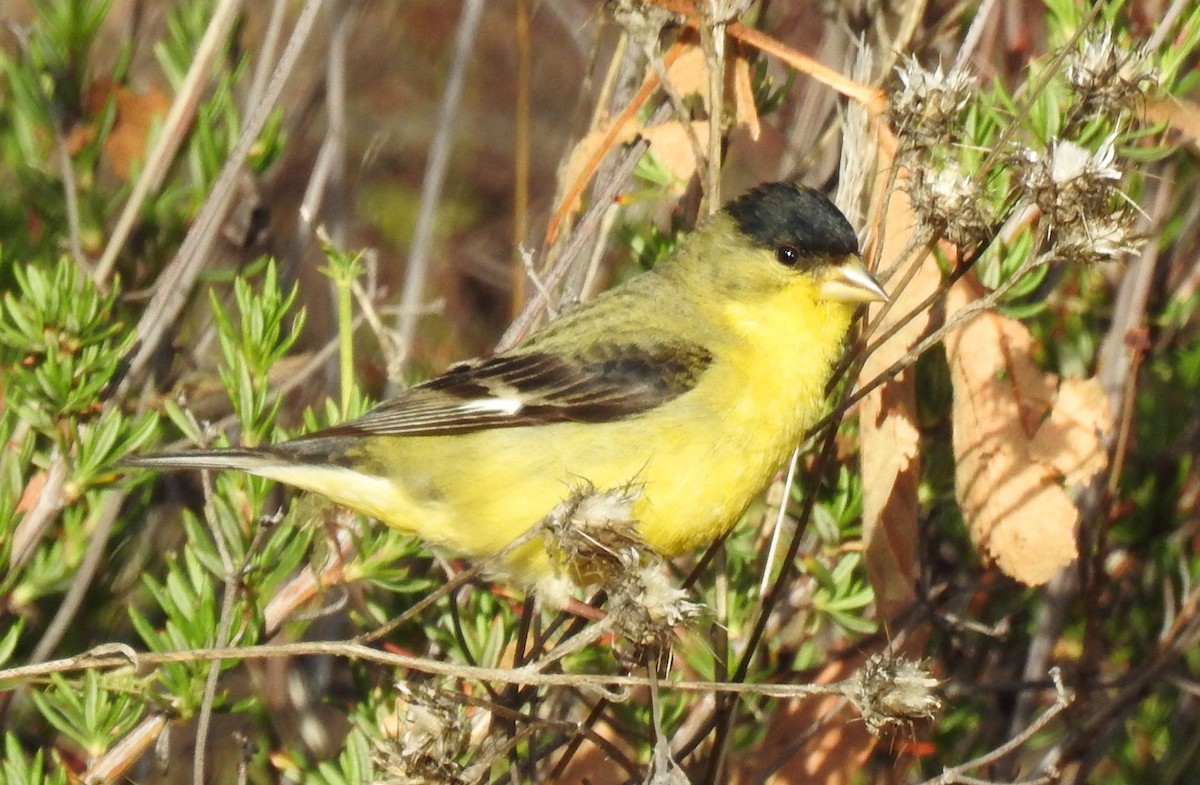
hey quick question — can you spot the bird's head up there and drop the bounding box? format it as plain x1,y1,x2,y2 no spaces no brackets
717,181,888,307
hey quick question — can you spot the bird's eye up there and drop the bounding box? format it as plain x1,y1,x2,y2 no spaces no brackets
775,244,800,266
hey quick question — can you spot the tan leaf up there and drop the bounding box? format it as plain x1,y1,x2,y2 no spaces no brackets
731,53,761,140
861,394,921,615
561,119,709,199
664,42,710,100
11,458,69,570
16,470,47,514
665,42,760,137
946,276,1079,585
1029,376,1112,487
558,117,643,214
82,78,171,181
84,714,169,785
548,40,759,238
859,185,942,617
1146,96,1200,151
640,121,710,186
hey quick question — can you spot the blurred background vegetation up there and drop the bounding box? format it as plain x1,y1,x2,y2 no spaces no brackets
1,0,1199,783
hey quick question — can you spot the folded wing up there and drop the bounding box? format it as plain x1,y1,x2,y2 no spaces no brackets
306,341,713,439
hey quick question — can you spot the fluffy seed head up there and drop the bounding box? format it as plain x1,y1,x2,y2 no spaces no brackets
1019,135,1124,226
848,654,942,735
889,58,977,152
907,161,992,250
1066,31,1158,117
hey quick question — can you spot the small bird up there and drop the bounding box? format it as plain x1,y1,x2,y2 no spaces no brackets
123,182,886,599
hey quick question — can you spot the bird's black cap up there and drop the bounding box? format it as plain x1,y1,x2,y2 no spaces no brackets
724,182,859,258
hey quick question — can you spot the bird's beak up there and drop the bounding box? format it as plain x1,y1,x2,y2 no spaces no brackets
820,256,889,304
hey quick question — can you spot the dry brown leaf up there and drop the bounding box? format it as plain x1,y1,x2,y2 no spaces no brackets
105,85,171,180
665,42,760,138
84,714,169,785
558,116,642,213
75,78,171,181
16,471,47,514
549,39,760,238
11,458,68,570
640,121,710,186
664,42,710,100
561,119,709,197
1146,96,1200,151
732,53,761,140
559,41,758,196
1029,376,1111,487
859,354,923,618
859,185,941,618
945,276,1104,586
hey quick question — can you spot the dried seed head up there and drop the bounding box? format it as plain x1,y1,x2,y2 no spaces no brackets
847,654,941,735
376,684,470,785
1019,135,1123,226
1049,211,1139,266
890,58,977,151
1066,30,1158,117
610,564,704,647
541,484,702,645
542,483,645,583
907,161,993,250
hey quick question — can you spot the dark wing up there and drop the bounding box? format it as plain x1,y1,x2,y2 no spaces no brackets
304,342,713,439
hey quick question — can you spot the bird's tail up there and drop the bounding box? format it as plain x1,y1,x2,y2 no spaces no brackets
120,441,407,531
117,447,288,474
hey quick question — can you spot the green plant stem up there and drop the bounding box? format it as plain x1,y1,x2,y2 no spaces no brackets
336,272,354,417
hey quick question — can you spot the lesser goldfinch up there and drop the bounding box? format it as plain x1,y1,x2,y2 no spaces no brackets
124,182,886,597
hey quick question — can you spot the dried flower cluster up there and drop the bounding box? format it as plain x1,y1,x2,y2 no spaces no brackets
1025,31,1158,265
1051,211,1138,265
1065,30,1158,119
1017,135,1138,265
542,484,702,645
889,58,977,152
907,159,994,249
375,684,474,785
889,29,1160,267
1020,136,1121,223
889,58,994,250
542,483,646,581
846,654,942,735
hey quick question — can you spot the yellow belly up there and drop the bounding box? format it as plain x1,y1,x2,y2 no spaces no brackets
351,365,822,588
